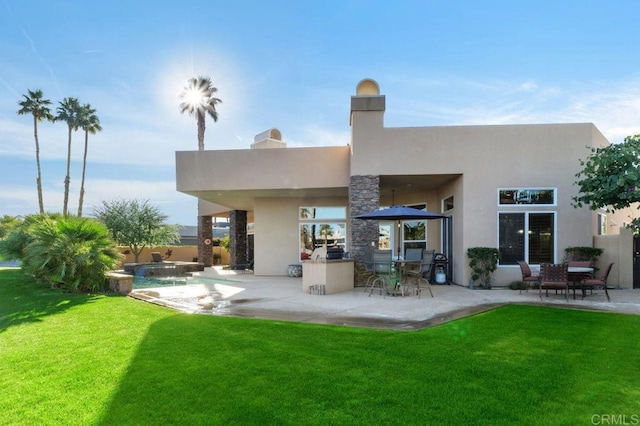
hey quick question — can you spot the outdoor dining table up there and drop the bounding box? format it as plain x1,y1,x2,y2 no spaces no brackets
530,265,594,298
568,266,595,297
392,258,421,296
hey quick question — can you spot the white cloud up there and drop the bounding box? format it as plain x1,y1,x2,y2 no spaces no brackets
286,124,350,148
0,178,196,224
383,73,640,144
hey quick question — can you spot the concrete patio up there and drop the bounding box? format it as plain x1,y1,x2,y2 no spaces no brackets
129,266,640,331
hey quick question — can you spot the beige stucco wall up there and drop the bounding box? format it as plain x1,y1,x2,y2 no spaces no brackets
253,196,348,275
117,245,229,268
594,227,634,288
176,146,350,212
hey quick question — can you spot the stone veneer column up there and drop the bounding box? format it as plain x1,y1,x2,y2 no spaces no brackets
229,210,248,269
349,175,380,285
198,215,213,267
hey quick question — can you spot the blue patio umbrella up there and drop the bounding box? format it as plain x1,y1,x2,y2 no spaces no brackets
354,205,448,256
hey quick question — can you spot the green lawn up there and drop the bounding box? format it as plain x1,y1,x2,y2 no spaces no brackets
1,267,639,425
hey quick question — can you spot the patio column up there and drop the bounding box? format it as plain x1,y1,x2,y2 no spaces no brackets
197,215,213,267
230,210,248,269
349,175,380,285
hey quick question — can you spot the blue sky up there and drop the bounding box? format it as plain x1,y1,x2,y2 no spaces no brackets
1,1,640,225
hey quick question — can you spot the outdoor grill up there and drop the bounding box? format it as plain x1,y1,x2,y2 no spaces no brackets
326,247,345,260
431,253,450,285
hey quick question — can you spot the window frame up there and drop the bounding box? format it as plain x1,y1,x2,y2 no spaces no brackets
497,210,557,266
298,206,347,261
497,187,557,207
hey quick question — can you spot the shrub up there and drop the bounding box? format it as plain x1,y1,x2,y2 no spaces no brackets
508,280,538,290
564,246,604,264
16,215,121,292
467,247,500,289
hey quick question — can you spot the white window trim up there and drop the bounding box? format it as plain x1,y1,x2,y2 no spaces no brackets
497,210,557,267
497,187,557,207
441,195,454,213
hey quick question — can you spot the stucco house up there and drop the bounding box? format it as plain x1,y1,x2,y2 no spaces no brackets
176,78,635,288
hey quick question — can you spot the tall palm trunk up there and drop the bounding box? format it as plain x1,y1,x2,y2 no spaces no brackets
63,126,72,216
33,115,44,214
77,130,89,217
197,112,205,151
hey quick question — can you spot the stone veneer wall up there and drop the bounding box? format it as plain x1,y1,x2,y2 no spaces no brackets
349,175,380,286
230,210,248,268
197,215,213,267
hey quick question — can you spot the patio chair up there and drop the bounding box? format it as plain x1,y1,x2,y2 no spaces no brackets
539,263,570,300
517,260,539,293
362,246,378,292
581,262,613,302
368,249,396,297
150,252,163,263
404,249,435,298
404,248,423,261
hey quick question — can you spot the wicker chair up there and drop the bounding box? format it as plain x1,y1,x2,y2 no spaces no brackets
539,263,570,300
581,262,614,302
517,260,539,293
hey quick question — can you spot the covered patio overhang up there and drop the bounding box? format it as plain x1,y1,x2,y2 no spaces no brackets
378,174,461,204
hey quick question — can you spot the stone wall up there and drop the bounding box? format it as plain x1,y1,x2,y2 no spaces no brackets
198,216,213,267
230,210,248,268
349,175,380,285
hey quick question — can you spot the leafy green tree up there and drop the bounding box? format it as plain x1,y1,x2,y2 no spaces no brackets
94,199,180,262
179,76,221,151
77,103,102,217
21,215,120,292
56,97,81,216
0,215,22,240
0,214,54,261
573,134,640,233
17,89,55,214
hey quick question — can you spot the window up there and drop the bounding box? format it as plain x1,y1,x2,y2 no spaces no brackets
498,188,556,206
299,207,346,220
598,213,607,235
403,220,426,251
499,212,555,265
299,207,346,261
375,203,428,254
442,196,454,212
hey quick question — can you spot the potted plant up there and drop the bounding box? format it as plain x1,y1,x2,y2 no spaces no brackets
467,247,500,289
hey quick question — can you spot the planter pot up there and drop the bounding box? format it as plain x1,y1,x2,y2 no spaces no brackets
287,264,302,277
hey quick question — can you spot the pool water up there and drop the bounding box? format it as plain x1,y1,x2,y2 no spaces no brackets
132,275,232,289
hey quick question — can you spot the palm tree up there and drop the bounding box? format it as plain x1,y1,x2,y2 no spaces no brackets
76,103,102,217
179,76,221,151
17,89,54,214
56,97,81,216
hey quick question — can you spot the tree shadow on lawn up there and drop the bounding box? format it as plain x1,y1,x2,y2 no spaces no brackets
0,268,103,333
98,315,398,425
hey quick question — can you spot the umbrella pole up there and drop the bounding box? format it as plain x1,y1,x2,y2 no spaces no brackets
397,220,401,258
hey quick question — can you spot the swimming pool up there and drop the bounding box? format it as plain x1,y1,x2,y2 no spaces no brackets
132,275,234,289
